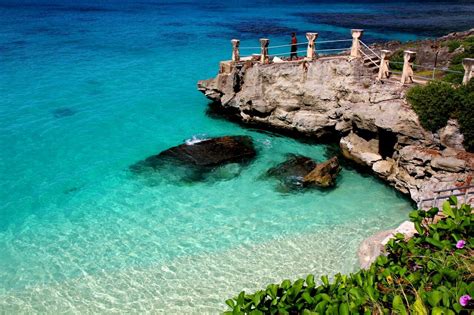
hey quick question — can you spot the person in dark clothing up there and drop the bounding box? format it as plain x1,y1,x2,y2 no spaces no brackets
290,32,297,60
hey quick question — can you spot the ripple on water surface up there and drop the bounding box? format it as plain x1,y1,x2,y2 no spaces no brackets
0,133,411,312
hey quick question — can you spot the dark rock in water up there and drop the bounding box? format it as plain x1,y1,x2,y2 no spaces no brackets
52,107,76,118
130,136,256,180
266,155,317,180
158,135,255,167
266,155,340,190
302,157,341,188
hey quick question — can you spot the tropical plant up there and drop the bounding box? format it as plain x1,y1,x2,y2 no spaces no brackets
406,79,474,152
224,197,473,314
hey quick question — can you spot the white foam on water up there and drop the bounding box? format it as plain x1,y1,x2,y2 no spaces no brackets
185,135,209,145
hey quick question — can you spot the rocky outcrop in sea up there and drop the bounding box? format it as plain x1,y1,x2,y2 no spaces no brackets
197,55,473,205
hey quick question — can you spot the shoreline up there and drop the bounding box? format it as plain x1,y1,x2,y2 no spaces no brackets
197,30,473,267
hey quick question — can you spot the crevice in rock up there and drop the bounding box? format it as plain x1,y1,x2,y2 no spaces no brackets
378,128,398,159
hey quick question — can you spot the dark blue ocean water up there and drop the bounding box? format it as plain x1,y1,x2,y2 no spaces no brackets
0,0,472,312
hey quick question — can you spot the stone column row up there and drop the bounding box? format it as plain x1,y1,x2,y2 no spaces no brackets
230,33,474,86
230,32,321,64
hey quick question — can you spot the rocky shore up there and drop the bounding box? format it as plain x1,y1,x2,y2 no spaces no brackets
198,56,473,205
197,36,473,267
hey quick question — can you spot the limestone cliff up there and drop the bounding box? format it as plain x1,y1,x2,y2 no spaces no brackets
197,57,473,204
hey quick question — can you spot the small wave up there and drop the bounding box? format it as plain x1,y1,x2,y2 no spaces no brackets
185,135,208,145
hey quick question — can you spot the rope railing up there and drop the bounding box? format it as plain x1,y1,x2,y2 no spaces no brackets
417,185,474,209
240,42,308,50
359,48,380,68
225,30,473,86
359,40,381,60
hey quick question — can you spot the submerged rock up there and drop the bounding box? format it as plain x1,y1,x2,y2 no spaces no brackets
266,155,317,179
130,136,256,180
266,155,340,190
302,157,341,187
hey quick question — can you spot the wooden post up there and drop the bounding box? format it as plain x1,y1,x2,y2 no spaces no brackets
350,29,364,58
462,58,474,85
305,32,318,60
377,49,391,80
231,39,240,63
260,38,269,64
401,50,416,84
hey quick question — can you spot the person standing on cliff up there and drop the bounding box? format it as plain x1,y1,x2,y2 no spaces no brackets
290,32,298,60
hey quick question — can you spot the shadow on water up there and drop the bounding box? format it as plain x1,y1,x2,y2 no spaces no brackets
52,107,77,118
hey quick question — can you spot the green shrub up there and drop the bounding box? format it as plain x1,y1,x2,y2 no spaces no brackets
224,197,474,314
456,80,474,151
444,40,461,53
406,81,459,131
406,79,474,152
443,36,474,84
389,50,405,71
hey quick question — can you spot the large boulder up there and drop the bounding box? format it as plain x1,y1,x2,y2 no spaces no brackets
131,136,256,173
303,157,341,187
340,132,382,167
265,155,340,190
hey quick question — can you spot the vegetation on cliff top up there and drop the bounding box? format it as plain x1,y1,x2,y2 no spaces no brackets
224,197,473,314
407,80,474,152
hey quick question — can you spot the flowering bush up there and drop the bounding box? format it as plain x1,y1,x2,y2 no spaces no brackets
224,196,473,314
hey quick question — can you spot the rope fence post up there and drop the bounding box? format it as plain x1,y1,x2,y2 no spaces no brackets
231,39,240,63
462,58,474,85
401,50,416,85
305,32,318,60
260,38,269,64
378,49,391,80
350,29,364,58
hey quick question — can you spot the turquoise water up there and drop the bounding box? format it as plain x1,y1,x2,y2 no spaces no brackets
1,0,471,312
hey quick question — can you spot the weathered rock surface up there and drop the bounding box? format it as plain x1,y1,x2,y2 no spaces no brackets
131,136,256,171
198,49,473,267
266,155,340,189
358,220,416,269
198,57,472,204
303,157,341,187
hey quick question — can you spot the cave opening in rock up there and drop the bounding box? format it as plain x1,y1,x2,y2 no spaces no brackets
378,128,398,158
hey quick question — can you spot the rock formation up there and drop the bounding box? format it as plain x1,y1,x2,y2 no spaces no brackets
303,157,341,187
198,57,473,205
131,135,256,175
265,155,340,190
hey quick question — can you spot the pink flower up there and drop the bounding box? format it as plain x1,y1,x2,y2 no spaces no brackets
456,240,466,249
460,295,471,307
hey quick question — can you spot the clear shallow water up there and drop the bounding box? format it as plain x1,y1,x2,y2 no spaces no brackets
0,0,471,312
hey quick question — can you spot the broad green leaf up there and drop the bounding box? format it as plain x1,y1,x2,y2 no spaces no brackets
448,195,457,205
427,290,442,307
412,297,428,315
339,303,349,315
306,274,315,287
442,201,455,218
321,275,329,287
281,279,291,290
225,299,235,308
302,292,313,304
392,295,408,315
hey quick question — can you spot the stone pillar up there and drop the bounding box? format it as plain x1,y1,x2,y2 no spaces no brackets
377,49,391,80
306,32,318,60
350,29,364,58
260,38,269,64
401,50,416,84
231,39,240,63
462,58,474,85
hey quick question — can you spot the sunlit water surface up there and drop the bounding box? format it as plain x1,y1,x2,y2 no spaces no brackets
2,0,472,312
